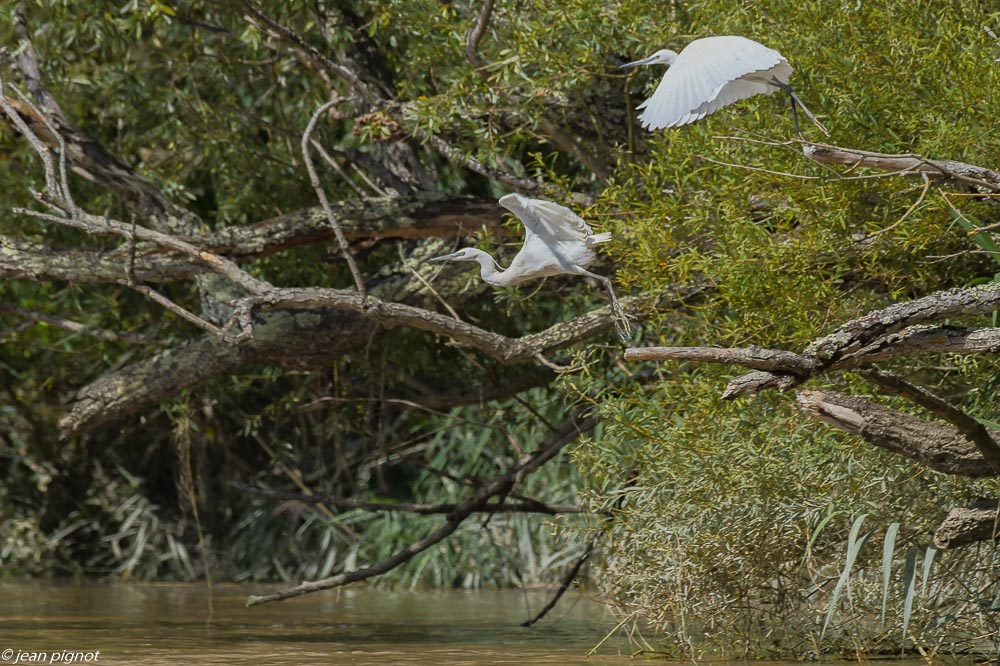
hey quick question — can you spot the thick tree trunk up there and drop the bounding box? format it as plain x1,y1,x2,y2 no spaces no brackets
60,309,377,436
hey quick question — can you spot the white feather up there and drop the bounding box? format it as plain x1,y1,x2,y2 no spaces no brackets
499,194,597,243
635,36,793,130
430,194,632,338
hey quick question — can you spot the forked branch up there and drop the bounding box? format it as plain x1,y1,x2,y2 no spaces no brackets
795,390,996,477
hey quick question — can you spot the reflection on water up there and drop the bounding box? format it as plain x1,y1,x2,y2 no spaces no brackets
0,582,629,665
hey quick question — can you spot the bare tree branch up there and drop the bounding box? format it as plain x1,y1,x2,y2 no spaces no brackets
256,287,686,364
722,370,802,399
3,62,264,344
245,412,597,605
795,390,996,477
859,367,1000,469
199,195,504,259
59,308,378,437
239,0,377,103
629,279,1000,479
421,132,538,191
841,325,1000,365
624,345,815,375
302,100,367,295
60,278,688,437
0,235,199,283
666,324,1000,401
636,283,1000,403
232,483,585,515
15,208,269,298
7,17,194,225
802,142,1000,192
466,0,495,74
520,539,595,628
127,282,228,340
5,194,506,287
807,283,1000,362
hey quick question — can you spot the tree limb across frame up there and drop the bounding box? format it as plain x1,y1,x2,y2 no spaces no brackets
7,18,691,439
7,99,666,438
627,283,1000,400
1,26,690,438
59,284,688,437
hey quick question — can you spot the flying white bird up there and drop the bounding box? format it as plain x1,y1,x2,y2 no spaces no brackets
429,193,632,338
620,35,828,136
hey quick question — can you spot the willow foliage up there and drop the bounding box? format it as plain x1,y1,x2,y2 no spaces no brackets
1,0,999,656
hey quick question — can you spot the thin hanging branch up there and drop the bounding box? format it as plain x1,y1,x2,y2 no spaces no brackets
520,539,596,628
466,0,495,75
246,413,597,606
302,100,368,295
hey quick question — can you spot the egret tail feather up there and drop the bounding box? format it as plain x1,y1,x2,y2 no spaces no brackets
588,231,612,245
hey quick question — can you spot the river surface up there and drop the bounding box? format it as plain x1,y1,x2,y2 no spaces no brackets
0,582,631,664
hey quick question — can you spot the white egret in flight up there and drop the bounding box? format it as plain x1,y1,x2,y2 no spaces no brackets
621,35,828,136
430,194,632,338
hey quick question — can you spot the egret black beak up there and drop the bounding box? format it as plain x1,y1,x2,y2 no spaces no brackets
429,251,462,262
619,55,656,69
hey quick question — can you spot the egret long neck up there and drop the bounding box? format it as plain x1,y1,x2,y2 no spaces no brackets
470,250,509,286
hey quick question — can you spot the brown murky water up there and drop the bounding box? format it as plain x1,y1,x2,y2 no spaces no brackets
0,582,631,664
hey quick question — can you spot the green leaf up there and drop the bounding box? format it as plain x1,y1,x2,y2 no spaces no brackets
822,514,869,639
881,522,900,630
902,545,919,641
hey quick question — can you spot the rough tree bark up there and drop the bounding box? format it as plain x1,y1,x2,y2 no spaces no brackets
795,390,994,478
626,142,1000,549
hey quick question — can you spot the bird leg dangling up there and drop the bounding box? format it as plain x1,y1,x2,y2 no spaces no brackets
768,77,829,138
574,266,633,340
608,292,635,341
788,90,802,139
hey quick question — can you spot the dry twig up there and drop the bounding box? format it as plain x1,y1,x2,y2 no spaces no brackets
302,99,368,295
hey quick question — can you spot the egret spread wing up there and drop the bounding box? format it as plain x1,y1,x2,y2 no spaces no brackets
500,194,593,243
639,36,790,129
691,77,776,118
